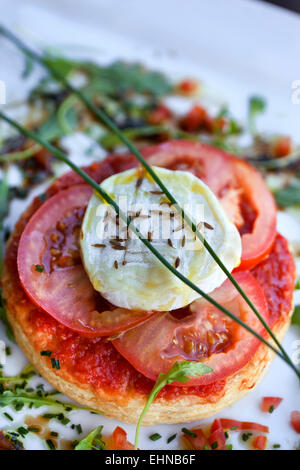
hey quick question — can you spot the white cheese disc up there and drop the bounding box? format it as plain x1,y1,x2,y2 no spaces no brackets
80,167,241,311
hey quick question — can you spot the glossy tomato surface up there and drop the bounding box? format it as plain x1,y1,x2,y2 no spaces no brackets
113,271,270,386
17,184,153,337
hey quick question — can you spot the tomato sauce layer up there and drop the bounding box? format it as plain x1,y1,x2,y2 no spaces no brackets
3,156,295,400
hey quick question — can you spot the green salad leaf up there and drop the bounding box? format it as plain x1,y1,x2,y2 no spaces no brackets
248,96,267,134
275,185,300,207
75,426,105,450
134,361,212,449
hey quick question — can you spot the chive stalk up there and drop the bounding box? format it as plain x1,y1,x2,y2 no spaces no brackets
0,110,298,380
0,25,293,372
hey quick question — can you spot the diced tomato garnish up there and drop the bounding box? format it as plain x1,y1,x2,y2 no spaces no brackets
220,419,269,433
177,79,199,95
106,426,135,450
252,435,267,450
272,136,291,158
184,428,210,450
180,105,208,132
261,396,283,413
290,411,300,434
208,427,226,450
210,419,223,433
147,104,172,125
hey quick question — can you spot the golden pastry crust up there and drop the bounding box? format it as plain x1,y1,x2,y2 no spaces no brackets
4,306,291,424
2,238,293,425
1,156,295,425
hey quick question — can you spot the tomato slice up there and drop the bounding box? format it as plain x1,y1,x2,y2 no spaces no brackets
141,140,277,270
219,419,269,433
252,435,267,450
106,427,135,450
113,271,269,385
17,184,153,337
261,396,283,413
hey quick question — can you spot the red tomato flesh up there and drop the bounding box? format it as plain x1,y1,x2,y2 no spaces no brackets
142,140,277,270
106,426,135,450
291,411,300,433
261,396,283,413
17,184,153,337
113,271,269,386
252,435,267,450
220,419,269,433
184,428,210,450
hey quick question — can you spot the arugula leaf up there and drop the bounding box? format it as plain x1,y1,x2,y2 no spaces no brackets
0,389,103,414
292,306,300,327
75,426,105,450
134,361,212,448
248,96,267,134
275,185,300,207
0,363,35,382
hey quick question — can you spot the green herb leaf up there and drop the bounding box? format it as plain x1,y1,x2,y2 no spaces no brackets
134,361,212,449
275,185,300,207
74,426,105,450
0,389,103,414
248,96,267,134
0,174,9,274
292,306,300,327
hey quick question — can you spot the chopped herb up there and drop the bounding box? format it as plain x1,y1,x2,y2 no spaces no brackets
269,405,274,413
35,264,44,273
211,441,218,449
203,445,210,450
46,439,56,450
28,427,40,433
149,433,161,441
40,350,52,357
225,431,229,439
241,432,252,442
182,428,197,438
167,433,176,443
76,424,83,434
227,444,233,450
273,444,281,449
231,425,238,430
17,427,28,437
5,346,11,356
51,358,60,370
4,412,13,421
292,306,300,327
51,431,59,437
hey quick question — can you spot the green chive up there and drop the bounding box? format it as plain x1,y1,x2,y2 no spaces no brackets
40,350,52,357
273,444,281,449
167,434,177,443
149,433,161,441
0,26,296,382
51,358,60,370
269,405,274,413
242,432,252,442
76,424,83,434
35,264,44,273
46,439,56,450
0,102,298,381
182,428,197,438
28,427,40,433
203,445,210,450
4,412,13,421
51,431,59,437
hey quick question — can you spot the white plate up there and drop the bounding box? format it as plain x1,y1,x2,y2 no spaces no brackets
0,0,300,450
